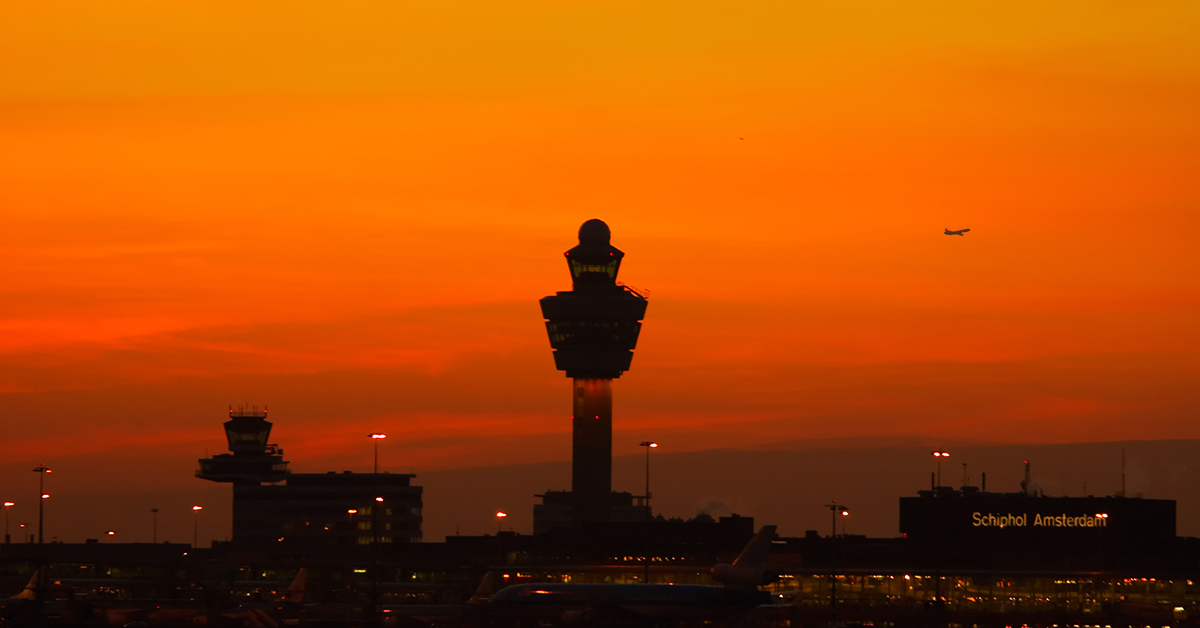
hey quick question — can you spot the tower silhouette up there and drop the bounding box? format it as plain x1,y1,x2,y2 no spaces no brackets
539,219,648,525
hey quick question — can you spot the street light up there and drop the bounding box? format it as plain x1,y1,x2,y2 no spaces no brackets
825,501,848,537
931,448,950,488
192,505,203,548
3,502,13,544
106,530,116,541
32,464,50,545
369,433,387,474
495,511,507,533
639,442,657,520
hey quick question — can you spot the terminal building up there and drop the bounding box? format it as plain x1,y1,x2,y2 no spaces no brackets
197,408,422,547
890,462,1178,572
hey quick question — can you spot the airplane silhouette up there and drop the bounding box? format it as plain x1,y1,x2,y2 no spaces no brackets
944,228,970,236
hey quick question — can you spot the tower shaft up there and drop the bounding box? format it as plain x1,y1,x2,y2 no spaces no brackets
572,378,612,522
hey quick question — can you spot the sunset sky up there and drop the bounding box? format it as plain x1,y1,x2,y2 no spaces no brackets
1,1,1198,543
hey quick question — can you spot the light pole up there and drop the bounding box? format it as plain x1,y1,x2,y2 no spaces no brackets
106,530,115,542
32,464,50,545
825,501,848,537
347,509,358,544
639,441,657,519
373,497,384,543
825,501,848,613
495,511,507,533
3,502,13,544
192,505,203,547
931,448,950,488
150,509,159,543
369,433,386,474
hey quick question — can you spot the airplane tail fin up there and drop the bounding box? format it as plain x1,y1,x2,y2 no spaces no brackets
710,525,778,588
281,567,308,603
11,569,39,600
733,525,777,569
469,571,498,602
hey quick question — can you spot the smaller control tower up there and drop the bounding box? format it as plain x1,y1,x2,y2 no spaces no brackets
197,406,290,484
537,219,649,528
198,408,422,547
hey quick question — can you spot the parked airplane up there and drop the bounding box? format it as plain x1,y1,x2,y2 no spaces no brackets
944,228,970,236
485,525,778,626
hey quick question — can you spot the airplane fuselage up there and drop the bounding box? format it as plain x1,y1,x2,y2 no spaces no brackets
488,583,769,622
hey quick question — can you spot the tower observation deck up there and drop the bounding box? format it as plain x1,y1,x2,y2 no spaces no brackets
538,219,649,527
196,407,290,484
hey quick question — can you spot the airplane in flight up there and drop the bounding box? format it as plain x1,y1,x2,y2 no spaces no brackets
944,228,970,236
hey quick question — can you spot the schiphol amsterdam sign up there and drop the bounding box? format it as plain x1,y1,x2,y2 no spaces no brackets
971,512,1109,529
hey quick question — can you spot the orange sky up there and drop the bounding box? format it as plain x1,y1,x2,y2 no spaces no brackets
1,1,1198,542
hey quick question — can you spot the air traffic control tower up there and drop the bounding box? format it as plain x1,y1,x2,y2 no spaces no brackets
536,219,649,530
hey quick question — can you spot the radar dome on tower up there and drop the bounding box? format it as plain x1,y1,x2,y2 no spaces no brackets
578,219,611,243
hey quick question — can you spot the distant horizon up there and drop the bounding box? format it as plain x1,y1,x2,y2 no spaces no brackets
3,436,1195,546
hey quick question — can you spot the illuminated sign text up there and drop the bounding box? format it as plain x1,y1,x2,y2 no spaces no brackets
971,512,1109,528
